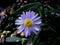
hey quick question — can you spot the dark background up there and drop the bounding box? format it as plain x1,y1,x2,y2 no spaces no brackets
0,0,16,8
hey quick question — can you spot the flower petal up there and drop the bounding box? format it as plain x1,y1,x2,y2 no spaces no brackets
15,23,21,25
15,20,20,22
21,12,26,19
32,25,41,31
30,11,35,18
31,13,38,20
17,25,24,33
29,27,37,35
34,19,42,24
24,28,30,37
33,17,41,21
18,17,22,20
26,10,31,18
15,20,24,25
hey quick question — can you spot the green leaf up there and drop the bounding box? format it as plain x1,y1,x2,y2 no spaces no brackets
14,2,42,16
6,36,21,42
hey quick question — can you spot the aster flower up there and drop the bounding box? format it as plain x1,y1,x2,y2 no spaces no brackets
15,10,42,37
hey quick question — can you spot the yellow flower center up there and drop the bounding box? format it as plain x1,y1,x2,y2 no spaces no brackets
24,18,33,27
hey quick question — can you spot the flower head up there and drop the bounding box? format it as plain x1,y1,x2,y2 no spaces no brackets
15,10,42,37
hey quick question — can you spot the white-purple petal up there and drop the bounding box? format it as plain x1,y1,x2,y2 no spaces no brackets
15,20,20,22
33,17,41,21
17,25,24,33
30,11,35,18
15,20,24,24
29,27,37,35
32,25,41,31
15,23,21,25
18,17,22,20
24,28,30,37
26,10,31,18
31,13,38,20
21,12,26,19
34,19,42,24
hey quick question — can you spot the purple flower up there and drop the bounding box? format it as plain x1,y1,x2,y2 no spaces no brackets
15,10,42,37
